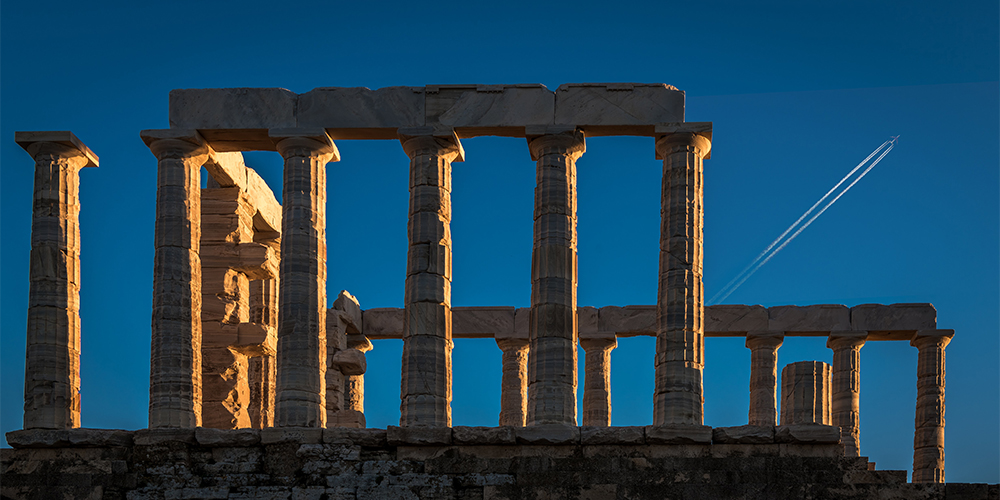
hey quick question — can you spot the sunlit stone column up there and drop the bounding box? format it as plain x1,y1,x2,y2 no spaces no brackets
746,331,783,426
581,336,617,427
141,129,210,428
827,331,867,457
270,128,340,428
17,132,98,429
344,335,373,427
496,338,529,426
653,127,712,425
780,361,832,425
911,329,954,483
525,127,585,426
398,127,463,427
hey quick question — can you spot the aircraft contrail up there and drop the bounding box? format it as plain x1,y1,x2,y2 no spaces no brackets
707,139,893,305
708,137,898,305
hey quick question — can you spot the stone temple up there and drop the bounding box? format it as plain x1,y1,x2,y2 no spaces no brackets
3,84,993,499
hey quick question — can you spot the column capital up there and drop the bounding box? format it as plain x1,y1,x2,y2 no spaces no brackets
141,129,211,164
496,337,529,352
16,131,99,168
269,128,340,162
746,331,784,350
911,329,954,349
398,127,464,162
654,122,712,160
526,126,586,161
827,330,868,349
580,334,617,352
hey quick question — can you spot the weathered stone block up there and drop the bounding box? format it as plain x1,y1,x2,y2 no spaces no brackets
194,428,260,446
333,291,363,334
514,424,579,445
323,428,387,447
705,305,769,335
598,305,655,336
169,88,297,130
260,427,323,444
426,84,554,134
452,426,516,445
5,428,132,448
580,426,645,445
775,424,841,444
554,83,684,134
645,425,713,444
712,425,774,444
453,307,515,338
386,426,452,446
851,303,936,333
133,428,197,445
331,349,366,376
297,86,424,135
362,308,404,339
768,305,850,333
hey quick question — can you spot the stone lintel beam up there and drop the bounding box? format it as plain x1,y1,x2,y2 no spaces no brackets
852,303,937,341
910,329,954,483
746,331,784,427
19,131,97,430
271,128,339,429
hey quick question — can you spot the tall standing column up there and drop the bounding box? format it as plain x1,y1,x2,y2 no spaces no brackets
496,337,529,427
399,127,463,427
141,130,211,428
911,329,954,483
827,331,867,457
581,336,617,427
526,127,585,426
270,129,340,428
653,128,712,425
746,331,783,426
17,132,98,429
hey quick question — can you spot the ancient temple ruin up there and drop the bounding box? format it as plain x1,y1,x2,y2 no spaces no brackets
4,84,981,500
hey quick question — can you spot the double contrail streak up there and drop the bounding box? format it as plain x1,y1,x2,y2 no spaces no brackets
708,138,898,305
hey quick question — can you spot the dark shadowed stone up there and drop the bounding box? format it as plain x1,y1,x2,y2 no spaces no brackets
775,424,841,444
386,426,451,445
514,424,579,445
134,428,196,445
645,425,713,444
260,427,323,444
452,426,516,445
6,428,133,448
323,427,387,447
713,425,774,444
195,428,260,446
580,426,645,445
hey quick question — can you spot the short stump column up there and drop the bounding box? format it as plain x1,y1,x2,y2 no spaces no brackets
16,131,98,430
780,361,832,426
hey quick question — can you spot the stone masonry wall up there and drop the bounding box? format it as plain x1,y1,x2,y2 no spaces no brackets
2,428,996,500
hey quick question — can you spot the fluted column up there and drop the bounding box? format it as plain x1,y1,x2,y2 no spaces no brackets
827,331,867,457
496,338,529,426
653,128,712,425
746,332,783,426
911,329,954,483
399,127,463,427
780,361,832,425
270,128,340,428
141,130,210,428
526,126,585,426
581,336,617,427
16,132,98,429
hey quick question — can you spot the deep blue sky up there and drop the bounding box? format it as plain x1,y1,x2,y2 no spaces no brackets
1,0,997,483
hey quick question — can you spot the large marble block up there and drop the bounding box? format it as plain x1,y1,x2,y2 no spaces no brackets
555,83,684,135
706,305,769,335
297,86,424,138
425,84,554,135
851,303,936,338
768,305,851,334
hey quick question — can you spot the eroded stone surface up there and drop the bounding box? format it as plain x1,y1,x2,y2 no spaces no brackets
580,426,645,445
452,426,516,445
712,425,774,444
645,425,713,444
780,361,832,426
6,428,131,448
387,426,452,445
514,424,580,445
775,424,841,444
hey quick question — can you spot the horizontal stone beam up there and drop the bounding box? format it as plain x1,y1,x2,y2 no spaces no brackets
359,304,938,341
168,83,686,149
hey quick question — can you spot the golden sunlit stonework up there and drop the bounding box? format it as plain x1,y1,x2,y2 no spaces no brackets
3,85,983,499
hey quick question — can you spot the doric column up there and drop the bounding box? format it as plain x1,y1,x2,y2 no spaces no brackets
16,131,98,429
526,126,585,426
911,329,954,483
653,127,712,425
141,129,210,428
270,128,340,428
344,334,373,427
746,331,784,426
496,337,529,427
580,336,617,427
780,361,832,425
827,330,867,457
398,127,463,427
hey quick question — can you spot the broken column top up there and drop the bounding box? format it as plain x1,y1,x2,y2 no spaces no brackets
167,83,687,150
15,131,99,168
